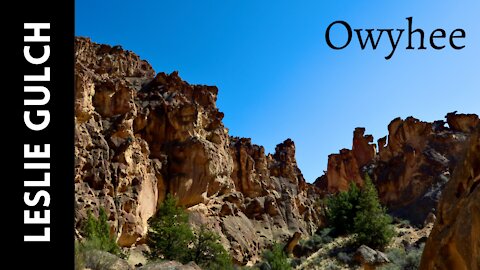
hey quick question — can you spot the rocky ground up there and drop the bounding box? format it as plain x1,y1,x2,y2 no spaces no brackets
296,222,433,270
74,37,479,269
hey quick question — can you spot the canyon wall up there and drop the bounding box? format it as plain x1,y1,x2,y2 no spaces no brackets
74,37,322,264
74,37,478,266
420,125,480,270
315,114,479,224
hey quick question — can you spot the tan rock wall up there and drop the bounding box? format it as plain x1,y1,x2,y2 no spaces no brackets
74,37,322,264
420,126,480,270
316,114,479,224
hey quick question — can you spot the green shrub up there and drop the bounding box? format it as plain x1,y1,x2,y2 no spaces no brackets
326,175,394,249
76,208,121,269
82,208,120,255
326,182,360,234
147,194,234,268
75,241,86,270
337,251,353,264
301,234,322,251
380,244,424,270
353,175,394,249
290,258,303,268
317,227,334,244
403,244,424,269
147,194,194,263
381,248,405,270
190,226,233,270
263,243,291,270
300,227,334,252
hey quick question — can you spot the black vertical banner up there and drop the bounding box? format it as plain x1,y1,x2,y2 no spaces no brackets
8,0,74,268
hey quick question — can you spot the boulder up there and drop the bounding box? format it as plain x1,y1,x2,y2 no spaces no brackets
83,250,133,270
354,245,390,270
138,261,201,270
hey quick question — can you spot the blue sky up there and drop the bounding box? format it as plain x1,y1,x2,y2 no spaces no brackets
76,0,480,182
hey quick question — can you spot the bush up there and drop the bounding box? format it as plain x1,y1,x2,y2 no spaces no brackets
147,194,233,268
76,208,121,269
75,241,86,270
403,244,424,269
382,248,404,270
190,226,233,270
317,227,335,243
82,208,120,255
353,175,394,249
147,194,194,262
263,243,291,270
300,227,334,252
290,258,303,268
300,233,320,249
380,244,424,270
337,251,353,264
326,175,394,249
326,182,360,234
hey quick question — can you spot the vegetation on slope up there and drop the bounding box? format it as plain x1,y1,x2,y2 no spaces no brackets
147,194,233,269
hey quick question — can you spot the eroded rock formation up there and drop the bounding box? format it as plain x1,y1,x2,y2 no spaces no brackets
324,127,376,192
419,126,480,270
315,114,479,224
75,36,478,267
74,37,322,264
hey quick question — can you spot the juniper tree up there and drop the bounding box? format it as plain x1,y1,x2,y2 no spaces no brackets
83,207,120,255
146,194,194,262
353,175,395,249
263,243,291,270
326,181,360,234
190,226,233,270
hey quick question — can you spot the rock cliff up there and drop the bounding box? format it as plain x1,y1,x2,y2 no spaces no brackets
74,37,322,264
75,36,478,267
315,114,479,224
419,125,480,270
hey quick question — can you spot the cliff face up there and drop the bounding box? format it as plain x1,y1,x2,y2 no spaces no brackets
74,37,322,264
420,126,480,270
315,114,479,224
75,37,479,267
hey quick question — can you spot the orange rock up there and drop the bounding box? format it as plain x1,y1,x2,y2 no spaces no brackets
352,127,376,168
284,232,302,255
420,126,480,270
316,114,479,224
326,149,363,192
74,37,323,264
322,128,376,193
446,112,480,133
